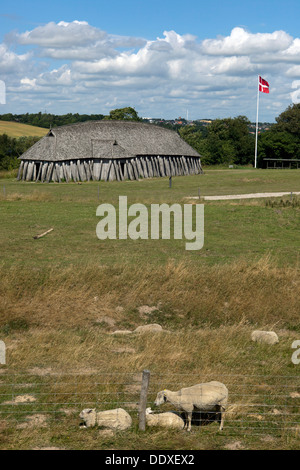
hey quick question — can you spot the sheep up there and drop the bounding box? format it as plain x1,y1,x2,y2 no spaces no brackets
79,407,132,431
251,330,279,345
145,407,185,429
154,381,228,432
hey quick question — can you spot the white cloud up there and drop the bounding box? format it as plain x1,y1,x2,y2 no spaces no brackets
291,80,300,103
0,43,32,74
14,20,106,47
20,77,37,87
211,56,255,75
8,20,146,61
201,27,293,56
282,38,300,59
286,65,300,78
1,22,300,120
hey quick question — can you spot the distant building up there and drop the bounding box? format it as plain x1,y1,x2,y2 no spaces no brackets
17,120,203,182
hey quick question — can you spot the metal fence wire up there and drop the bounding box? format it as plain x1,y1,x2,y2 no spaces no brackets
0,370,299,436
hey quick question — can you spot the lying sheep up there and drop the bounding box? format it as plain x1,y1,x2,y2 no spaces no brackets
79,407,132,431
145,407,185,429
154,381,228,432
251,330,279,345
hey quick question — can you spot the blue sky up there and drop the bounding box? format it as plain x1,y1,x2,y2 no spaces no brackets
1,0,300,121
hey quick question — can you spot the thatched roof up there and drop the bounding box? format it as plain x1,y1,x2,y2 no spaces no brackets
19,120,201,162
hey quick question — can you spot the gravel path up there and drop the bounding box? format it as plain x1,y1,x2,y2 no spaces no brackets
188,191,300,201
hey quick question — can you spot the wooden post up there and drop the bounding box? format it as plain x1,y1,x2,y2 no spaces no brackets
139,369,150,431
17,161,24,180
169,176,172,188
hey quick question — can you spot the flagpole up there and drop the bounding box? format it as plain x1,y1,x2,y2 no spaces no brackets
254,75,260,169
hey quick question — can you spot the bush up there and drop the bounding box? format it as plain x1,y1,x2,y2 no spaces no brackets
0,134,41,170
0,155,19,171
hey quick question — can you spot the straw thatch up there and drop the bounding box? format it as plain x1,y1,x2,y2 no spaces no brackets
17,120,203,182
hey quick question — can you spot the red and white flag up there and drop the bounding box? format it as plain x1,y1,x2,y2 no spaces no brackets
259,76,269,93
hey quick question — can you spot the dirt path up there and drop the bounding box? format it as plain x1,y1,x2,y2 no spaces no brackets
188,191,300,201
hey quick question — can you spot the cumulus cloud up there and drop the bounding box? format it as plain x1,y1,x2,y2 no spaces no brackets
201,27,293,56
1,21,300,119
0,43,32,74
8,20,146,60
291,80,300,103
13,20,106,47
286,65,300,77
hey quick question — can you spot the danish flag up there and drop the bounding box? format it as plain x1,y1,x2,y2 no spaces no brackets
259,76,269,93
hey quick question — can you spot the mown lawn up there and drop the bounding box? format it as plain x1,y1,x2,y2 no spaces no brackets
0,169,299,268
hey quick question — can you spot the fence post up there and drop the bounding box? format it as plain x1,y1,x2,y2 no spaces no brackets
139,369,150,431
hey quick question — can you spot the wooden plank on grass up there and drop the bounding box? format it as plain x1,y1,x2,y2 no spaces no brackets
33,228,54,240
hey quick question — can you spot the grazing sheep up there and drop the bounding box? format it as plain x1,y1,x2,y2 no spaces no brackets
79,407,132,431
251,330,279,345
154,381,228,432
134,324,163,333
145,407,185,429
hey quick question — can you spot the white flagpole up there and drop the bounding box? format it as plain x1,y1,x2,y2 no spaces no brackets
254,75,260,169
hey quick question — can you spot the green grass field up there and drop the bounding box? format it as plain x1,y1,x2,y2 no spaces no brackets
1,169,299,268
0,168,299,450
0,120,48,138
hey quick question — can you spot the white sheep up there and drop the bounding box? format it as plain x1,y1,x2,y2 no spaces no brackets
251,330,279,345
145,407,185,429
154,381,228,432
79,407,132,431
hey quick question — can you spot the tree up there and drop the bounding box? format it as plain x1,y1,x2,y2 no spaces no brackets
105,107,141,121
258,103,300,164
179,125,207,159
274,103,300,135
0,134,41,170
258,131,300,165
180,116,254,165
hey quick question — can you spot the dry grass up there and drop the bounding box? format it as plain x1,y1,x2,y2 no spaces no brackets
0,169,18,179
0,255,299,331
0,190,54,202
1,321,299,450
0,121,47,138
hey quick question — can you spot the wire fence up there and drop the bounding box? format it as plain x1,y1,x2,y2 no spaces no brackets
0,370,299,436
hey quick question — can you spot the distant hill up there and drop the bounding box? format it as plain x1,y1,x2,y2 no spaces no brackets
0,121,49,138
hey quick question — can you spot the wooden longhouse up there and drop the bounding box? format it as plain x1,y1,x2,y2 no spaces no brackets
17,120,203,182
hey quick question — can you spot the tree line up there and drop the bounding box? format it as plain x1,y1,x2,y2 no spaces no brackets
178,104,300,166
0,112,105,129
0,104,299,170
